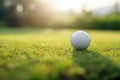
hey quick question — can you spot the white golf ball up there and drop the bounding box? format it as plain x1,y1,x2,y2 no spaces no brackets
71,31,91,50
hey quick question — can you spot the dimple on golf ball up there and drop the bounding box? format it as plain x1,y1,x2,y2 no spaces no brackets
71,31,91,50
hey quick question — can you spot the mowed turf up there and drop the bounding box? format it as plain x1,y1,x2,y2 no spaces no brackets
0,29,120,80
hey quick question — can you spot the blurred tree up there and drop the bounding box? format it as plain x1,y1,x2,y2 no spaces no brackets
80,0,92,18
82,0,87,13
0,0,8,23
22,0,55,27
0,0,56,27
114,0,119,15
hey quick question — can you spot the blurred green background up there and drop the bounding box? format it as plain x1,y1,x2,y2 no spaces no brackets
0,0,120,30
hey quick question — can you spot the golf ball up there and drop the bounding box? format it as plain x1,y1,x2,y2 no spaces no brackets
71,31,91,50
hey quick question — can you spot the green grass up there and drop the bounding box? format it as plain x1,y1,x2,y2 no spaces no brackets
0,29,120,80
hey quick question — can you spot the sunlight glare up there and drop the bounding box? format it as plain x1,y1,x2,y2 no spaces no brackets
38,0,116,13
53,0,83,13
54,0,73,11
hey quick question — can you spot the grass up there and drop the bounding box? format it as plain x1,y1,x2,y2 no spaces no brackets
0,29,120,80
